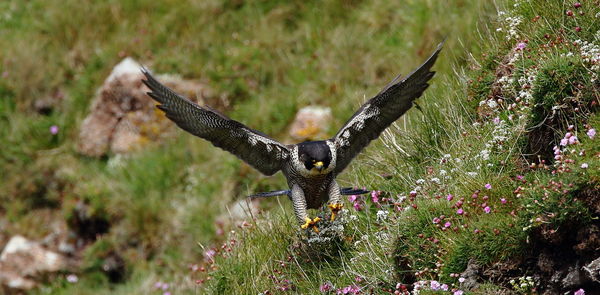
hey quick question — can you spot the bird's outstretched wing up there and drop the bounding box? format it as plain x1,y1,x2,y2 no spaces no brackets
142,69,290,176
332,42,443,174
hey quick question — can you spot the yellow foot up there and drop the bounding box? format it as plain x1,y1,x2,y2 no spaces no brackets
301,216,322,233
328,203,344,221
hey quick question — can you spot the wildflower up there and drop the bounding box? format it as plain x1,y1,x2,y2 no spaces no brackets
574,289,585,295
501,198,507,204
431,177,441,184
568,136,578,145
587,128,596,139
485,183,492,190
353,202,363,211
338,285,360,294
204,249,216,261
371,191,380,203
444,221,451,228
441,284,449,291
574,2,582,9
581,163,589,169
376,210,388,222
66,274,78,283
484,206,491,214
446,194,453,201
430,280,441,290
50,125,59,135
348,195,358,202
454,291,464,295
516,42,526,50
458,277,466,283
560,138,569,146
456,208,464,215
320,282,334,292
433,217,441,224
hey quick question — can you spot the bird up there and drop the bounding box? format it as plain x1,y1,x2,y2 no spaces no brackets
142,41,443,232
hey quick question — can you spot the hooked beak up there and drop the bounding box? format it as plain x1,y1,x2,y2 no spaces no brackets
314,161,324,171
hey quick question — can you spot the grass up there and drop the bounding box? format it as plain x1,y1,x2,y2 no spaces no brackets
1,0,599,294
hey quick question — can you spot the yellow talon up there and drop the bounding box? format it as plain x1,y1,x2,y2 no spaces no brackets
328,203,344,221
301,216,322,232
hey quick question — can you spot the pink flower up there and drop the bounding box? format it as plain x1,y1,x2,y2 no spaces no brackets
433,217,441,224
454,291,464,295
493,117,500,124
50,125,59,135
588,128,596,139
574,289,585,295
338,285,360,294
581,163,589,169
444,221,451,228
348,195,358,202
516,42,527,50
516,175,524,180
66,274,78,283
501,198,507,204
353,202,363,211
446,194,453,201
320,282,334,292
560,138,569,146
484,183,492,190
484,206,491,214
568,136,578,145
430,280,441,290
441,284,449,291
371,191,380,203
458,277,466,283
204,249,216,261
456,208,464,215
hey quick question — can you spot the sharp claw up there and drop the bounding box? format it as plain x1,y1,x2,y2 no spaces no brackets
328,203,343,221
301,216,322,232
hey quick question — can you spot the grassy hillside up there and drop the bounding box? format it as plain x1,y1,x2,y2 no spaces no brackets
1,0,598,294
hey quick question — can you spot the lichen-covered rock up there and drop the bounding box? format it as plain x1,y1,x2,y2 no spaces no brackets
0,235,68,291
77,57,225,156
289,106,332,141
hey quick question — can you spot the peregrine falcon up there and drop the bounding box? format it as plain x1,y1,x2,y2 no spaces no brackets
142,41,442,231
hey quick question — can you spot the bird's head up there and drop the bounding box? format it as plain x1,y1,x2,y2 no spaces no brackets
297,141,332,175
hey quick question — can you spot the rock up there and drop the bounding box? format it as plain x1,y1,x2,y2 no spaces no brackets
0,235,69,291
561,261,589,289
77,57,223,157
584,257,600,283
289,106,332,141
459,259,481,290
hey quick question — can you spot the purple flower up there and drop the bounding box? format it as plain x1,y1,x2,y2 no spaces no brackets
353,202,363,211
587,128,596,139
484,183,492,190
456,208,464,215
430,280,441,290
50,125,59,135
493,117,500,124
446,194,453,201
516,42,527,50
444,221,451,228
441,284,448,291
568,136,578,145
454,291,464,295
484,206,491,214
204,249,216,261
348,195,358,202
574,289,585,295
338,285,360,294
371,191,380,203
66,274,78,283
433,217,441,224
501,198,507,204
320,282,334,292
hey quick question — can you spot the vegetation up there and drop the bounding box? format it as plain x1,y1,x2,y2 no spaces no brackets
0,0,598,294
